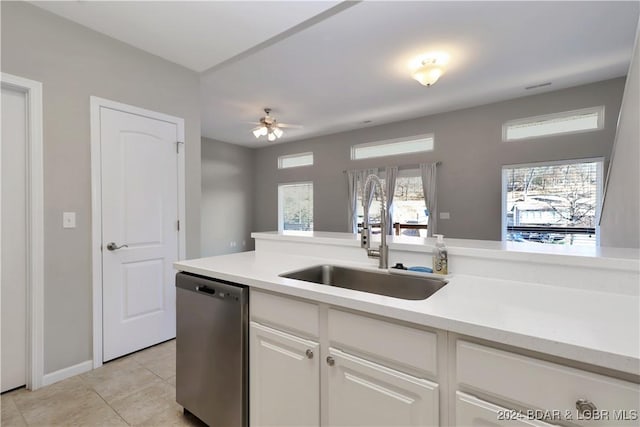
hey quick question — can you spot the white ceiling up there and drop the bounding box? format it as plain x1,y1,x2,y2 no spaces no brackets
31,1,342,72
32,1,640,148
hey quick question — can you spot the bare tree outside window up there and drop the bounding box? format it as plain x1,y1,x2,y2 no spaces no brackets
505,161,601,246
279,183,313,231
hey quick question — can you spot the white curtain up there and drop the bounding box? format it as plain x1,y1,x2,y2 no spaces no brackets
347,168,378,233
420,162,438,237
346,170,358,233
384,166,398,235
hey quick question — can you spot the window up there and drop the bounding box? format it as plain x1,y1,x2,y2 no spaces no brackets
351,134,434,160
392,173,428,232
278,182,313,232
278,152,314,169
502,159,603,246
502,106,604,141
356,170,428,236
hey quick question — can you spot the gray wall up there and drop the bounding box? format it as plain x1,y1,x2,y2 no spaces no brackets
601,28,640,248
254,78,625,240
201,138,255,256
1,2,201,373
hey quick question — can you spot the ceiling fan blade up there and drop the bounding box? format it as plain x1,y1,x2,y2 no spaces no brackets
278,123,303,129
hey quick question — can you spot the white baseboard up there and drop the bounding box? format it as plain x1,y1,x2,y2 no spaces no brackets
42,360,93,387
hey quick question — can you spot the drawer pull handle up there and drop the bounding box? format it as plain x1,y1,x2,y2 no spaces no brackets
305,349,314,359
326,356,335,366
576,399,597,415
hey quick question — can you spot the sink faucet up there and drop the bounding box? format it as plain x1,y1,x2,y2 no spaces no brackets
361,174,389,269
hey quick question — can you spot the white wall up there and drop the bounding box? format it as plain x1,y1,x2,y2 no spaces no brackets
201,137,255,256
600,23,640,248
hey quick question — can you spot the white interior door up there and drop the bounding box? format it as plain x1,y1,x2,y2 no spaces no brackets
1,86,28,392
100,106,180,362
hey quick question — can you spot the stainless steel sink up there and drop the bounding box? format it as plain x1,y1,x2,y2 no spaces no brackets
279,265,447,301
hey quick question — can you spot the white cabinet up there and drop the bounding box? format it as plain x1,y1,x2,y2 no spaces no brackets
456,392,557,427
455,340,640,427
327,347,439,427
250,290,640,427
249,290,441,427
250,321,320,427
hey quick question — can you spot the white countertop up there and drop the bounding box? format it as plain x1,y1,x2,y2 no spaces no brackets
175,250,640,376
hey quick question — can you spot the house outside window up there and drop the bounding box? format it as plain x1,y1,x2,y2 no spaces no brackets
502,159,603,246
278,182,313,232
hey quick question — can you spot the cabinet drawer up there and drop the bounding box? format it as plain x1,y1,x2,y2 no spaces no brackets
328,308,437,375
456,392,558,427
251,290,319,337
457,341,640,427
327,347,439,427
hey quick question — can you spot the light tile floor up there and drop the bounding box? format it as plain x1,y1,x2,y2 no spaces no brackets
1,339,204,426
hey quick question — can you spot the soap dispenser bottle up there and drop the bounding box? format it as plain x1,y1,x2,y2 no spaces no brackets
433,234,448,275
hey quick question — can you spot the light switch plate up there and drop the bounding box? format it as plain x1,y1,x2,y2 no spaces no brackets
63,212,76,228
439,212,451,220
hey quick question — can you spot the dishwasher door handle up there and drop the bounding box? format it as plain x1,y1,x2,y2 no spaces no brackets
196,285,216,295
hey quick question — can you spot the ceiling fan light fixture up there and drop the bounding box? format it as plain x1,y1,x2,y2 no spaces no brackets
251,108,301,141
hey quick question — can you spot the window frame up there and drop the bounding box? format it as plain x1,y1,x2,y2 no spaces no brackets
350,133,434,160
277,181,314,233
502,106,605,142
277,152,314,169
500,157,604,244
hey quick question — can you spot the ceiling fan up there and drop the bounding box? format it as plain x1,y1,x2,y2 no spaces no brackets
251,108,301,141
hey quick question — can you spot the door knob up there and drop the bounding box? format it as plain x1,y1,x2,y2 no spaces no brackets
106,242,128,251
305,349,314,359
326,356,335,366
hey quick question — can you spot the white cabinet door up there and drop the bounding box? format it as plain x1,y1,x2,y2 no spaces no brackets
250,322,319,427
327,348,439,427
456,392,558,427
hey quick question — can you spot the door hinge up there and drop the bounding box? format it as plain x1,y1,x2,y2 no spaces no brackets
177,220,180,231
176,141,184,153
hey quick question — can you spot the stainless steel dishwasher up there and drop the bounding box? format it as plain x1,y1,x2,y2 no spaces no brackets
175,272,248,427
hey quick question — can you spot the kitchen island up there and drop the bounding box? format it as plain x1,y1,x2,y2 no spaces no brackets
175,232,640,427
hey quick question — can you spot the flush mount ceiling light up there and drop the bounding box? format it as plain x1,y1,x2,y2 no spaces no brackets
251,108,300,142
409,52,449,87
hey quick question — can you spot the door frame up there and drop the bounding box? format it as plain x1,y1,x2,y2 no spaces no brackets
90,96,186,369
1,73,45,390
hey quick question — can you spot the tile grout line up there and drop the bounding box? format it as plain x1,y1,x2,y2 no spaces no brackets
18,396,29,427
6,393,30,427
78,375,132,426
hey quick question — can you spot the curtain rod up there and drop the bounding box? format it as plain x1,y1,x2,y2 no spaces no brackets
342,161,441,173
